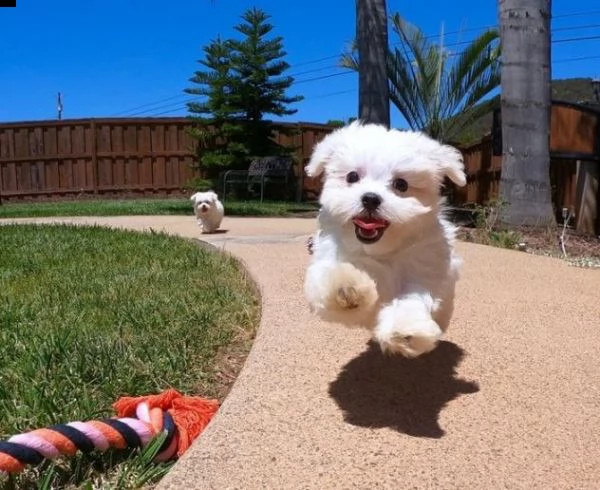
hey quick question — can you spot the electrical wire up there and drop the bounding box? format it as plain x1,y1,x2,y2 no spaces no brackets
112,9,600,116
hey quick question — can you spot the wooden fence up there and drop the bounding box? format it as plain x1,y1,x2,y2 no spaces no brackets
1,109,597,234
452,102,600,234
0,118,334,202
452,135,599,234
452,133,583,210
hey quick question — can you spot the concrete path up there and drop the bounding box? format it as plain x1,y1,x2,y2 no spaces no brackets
3,216,600,489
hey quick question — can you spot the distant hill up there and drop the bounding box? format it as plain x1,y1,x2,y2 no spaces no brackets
455,77,600,146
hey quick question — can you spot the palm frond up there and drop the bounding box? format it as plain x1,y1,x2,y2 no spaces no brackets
338,12,501,142
388,50,427,130
339,40,359,70
443,29,500,118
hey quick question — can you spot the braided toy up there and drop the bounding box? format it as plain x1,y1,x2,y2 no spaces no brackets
0,389,219,475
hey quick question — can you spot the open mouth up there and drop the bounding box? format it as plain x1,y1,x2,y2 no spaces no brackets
352,216,389,244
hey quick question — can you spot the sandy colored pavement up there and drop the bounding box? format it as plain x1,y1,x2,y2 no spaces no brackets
3,216,600,489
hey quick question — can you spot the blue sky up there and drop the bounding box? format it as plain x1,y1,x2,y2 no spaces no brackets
1,0,599,127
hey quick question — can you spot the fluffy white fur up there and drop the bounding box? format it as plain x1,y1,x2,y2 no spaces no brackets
190,190,224,233
304,121,467,358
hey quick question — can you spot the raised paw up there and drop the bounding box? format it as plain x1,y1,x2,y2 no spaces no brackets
335,285,361,309
375,319,442,358
323,263,378,314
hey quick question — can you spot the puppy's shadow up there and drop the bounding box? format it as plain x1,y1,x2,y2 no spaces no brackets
203,229,229,235
328,340,479,438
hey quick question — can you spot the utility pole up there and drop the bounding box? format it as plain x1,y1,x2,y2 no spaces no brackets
592,78,600,103
57,92,63,120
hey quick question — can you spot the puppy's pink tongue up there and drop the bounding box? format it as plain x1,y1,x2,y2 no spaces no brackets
352,217,388,230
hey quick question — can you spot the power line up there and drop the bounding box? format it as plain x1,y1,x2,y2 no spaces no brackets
113,9,600,115
309,89,356,100
145,41,600,117
289,65,346,78
111,94,190,116
553,34,600,44
146,88,359,116
553,22,600,32
554,54,600,63
288,9,600,69
289,9,600,69
295,71,354,85
141,52,600,117
292,32,600,86
125,97,199,117
285,22,600,80
553,9,600,19
142,51,600,118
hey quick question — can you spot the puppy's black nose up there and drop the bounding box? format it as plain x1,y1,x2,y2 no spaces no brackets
361,192,382,211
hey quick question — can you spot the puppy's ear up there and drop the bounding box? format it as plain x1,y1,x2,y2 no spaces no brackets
190,192,198,202
305,135,335,178
435,144,467,187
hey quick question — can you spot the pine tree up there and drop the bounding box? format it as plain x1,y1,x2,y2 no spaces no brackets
185,36,248,172
185,7,303,176
229,7,303,158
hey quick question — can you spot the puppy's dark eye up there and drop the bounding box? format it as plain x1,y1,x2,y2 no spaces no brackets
346,171,360,184
393,178,408,192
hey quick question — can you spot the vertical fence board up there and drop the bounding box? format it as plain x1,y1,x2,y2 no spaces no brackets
97,124,112,189
43,126,58,191
71,124,86,190
111,123,125,188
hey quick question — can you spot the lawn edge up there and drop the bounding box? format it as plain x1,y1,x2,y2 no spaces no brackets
190,238,263,401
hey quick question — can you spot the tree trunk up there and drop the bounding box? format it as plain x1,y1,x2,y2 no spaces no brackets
356,0,390,128
498,0,556,227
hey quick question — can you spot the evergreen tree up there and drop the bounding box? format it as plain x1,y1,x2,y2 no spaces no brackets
185,36,248,172
185,7,303,175
228,7,303,157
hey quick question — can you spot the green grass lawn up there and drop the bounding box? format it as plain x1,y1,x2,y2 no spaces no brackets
0,198,319,219
0,224,260,489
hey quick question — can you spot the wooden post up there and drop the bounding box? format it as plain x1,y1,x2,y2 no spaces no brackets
575,159,600,235
296,123,304,203
90,119,99,194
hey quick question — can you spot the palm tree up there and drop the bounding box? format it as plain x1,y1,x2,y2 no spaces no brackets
341,12,501,143
497,0,556,227
356,0,390,128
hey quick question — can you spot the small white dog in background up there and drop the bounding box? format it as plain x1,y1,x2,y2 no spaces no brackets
304,121,467,358
190,190,224,234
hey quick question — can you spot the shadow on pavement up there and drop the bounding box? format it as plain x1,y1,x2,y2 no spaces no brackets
329,340,479,438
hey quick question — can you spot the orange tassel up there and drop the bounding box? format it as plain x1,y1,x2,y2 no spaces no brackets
113,389,219,457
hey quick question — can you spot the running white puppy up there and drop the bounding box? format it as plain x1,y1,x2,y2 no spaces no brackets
190,190,224,234
304,121,467,358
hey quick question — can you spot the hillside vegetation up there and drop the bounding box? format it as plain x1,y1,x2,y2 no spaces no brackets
455,77,600,146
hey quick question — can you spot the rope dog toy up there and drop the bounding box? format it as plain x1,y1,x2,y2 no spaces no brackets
0,389,219,475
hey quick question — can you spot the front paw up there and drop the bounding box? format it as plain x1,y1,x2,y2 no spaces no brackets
323,263,378,313
375,318,442,358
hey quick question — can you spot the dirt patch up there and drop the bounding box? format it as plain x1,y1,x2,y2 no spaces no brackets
207,332,256,401
458,225,600,268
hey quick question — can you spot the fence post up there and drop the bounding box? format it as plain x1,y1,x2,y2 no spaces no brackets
295,122,304,203
90,119,98,194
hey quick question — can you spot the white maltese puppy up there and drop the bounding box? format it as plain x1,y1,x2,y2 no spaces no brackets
190,190,224,234
304,121,467,358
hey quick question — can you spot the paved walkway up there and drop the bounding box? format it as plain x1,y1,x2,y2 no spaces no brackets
4,216,600,489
